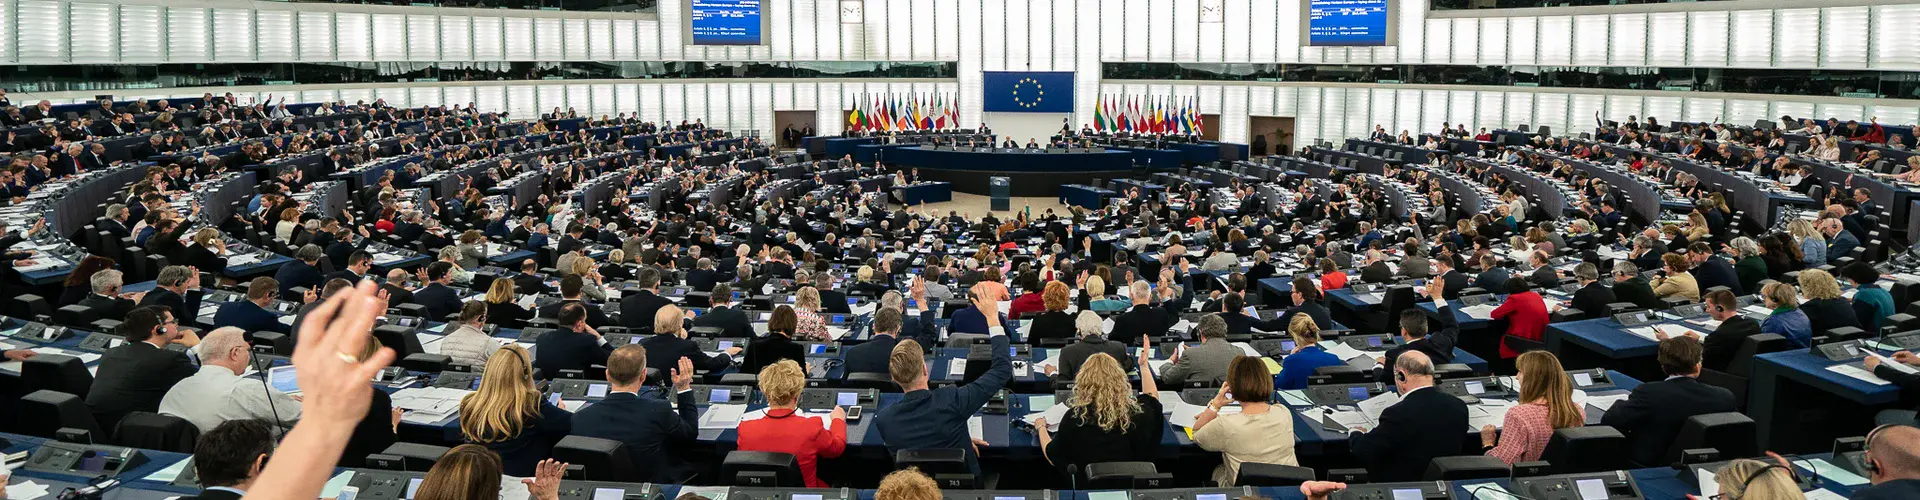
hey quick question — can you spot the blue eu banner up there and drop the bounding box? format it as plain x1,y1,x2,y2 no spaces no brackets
981,71,1075,113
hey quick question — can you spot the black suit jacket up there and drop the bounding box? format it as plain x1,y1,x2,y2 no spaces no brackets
1375,337,1455,383
137,288,202,324
844,333,900,375
619,290,675,330
274,260,325,297
741,333,807,375
77,293,137,320
1612,277,1662,311
537,298,610,328
412,283,464,320
87,341,198,431
1599,377,1737,466
818,289,853,313
1024,311,1077,346
1689,258,1742,296
514,273,554,296
1436,270,1471,300
638,334,733,373
1109,304,1173,345
1701,316,1763,373
531,327,614,376
1570,282,1618,320
1359,261,1393,283
570,390,698,483
691,305,752,339
1349,386,1469,482
213,301,290,334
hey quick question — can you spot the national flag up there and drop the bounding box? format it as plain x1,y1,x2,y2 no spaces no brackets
848,95,864,132
1092,95,1107,132
920,95,934,130
947,93,959,128
1118,96,1131,132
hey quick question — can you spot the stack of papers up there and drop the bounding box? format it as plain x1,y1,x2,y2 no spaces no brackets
1624,324,1696,342
1467,400,1517,431
1169,400,1240,428
1584,394,1631,412
1687,318,1724,329
1827,364,1890,385
1871,351,1919,375
392,387,470,424
1460,304,1499,319
1019,403,1070,431
4,480,49,500
699,404,748,429
1320,342,1370,361
967,415,984,440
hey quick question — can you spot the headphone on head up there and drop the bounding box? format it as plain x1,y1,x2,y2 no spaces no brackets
1863,424,1899,476
1723,463,1798,499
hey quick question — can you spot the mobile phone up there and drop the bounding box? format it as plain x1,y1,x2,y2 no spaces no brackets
338,486,360,500
845,406,863,422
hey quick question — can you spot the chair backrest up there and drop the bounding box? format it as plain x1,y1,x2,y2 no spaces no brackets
11,293,53,319
1540,426,1628,473
53,304,99,329
381,442,453,472
844,372,902,392
1311,365,1369,384
372,324,424,358
721,450,803,487
1424,455,1511,481
113,411,200,453
23,354,94,397
1233,462,1315,486
551,435,635,481
894,449,975,489
1082,461,1169,489
1725,333,1791,376
17,390,103,440
1665,412,1757,465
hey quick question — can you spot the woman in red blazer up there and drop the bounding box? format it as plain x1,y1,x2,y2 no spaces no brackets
1490,277,1549,359
736,359,847,487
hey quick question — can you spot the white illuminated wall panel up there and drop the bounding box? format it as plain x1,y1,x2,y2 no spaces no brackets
564,84,591,115
1100,0,1125,61
1536,16,1572,66
1571,15,1607,66
474,86,505,114
1397,0,1425,63
1172,0,1198,63
255,10,295,62
1728,10,1766,67
1646,12,1686,67
167,7,209,62
1685,98,1724,123
213,9,254,61
442,16,472,61
1771,10,1816,68
587,19,612,60
1369,89,1397,132
537,85,565,116
1822,7,1868,69
1321,88,1350,142
1726,100,1768,127
1644,97,1682,124
1772,102,1813,123
1424,18,1450,63
1609,14,1646,67
503,18,534,61
563,18,589,60
1606,96,1642,124
66,3,117,63
1451,19,1478,66
1873,5,1920,70
17,0,65,63
937,0,960,60
1874,106,1920,131
1508,17,1537,65
1476,92,1504,131
335,13,371,61
612,19,637,60
408,15,440,61
443,86,473,110
371,14,406,61
1504,93,1534,129
1297,87,1324,145
1449,91,1475,131
1394,90,1421,136
119,5,163,62
982,0,1005,69
298,12,333,61
1421,90,1450,135
1688,11,1729,67
473,17,504,61
535,18,563,61
1049,0,1073,68
1479,18,1507,65
408,87,440,109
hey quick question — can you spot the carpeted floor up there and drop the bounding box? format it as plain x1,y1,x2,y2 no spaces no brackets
893,192,1071,219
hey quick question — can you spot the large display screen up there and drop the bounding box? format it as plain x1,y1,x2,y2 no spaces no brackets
687,0,765,45
1306,0,1391,46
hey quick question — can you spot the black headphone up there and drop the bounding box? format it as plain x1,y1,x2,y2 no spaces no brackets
1864,424,1898,476
1394,369,1407,383
1722,463,1797,499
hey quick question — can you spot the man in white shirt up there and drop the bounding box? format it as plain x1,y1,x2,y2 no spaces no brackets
160,327,303,434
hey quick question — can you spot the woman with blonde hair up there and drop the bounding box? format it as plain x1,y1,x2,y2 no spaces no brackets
1032,346,1163,479
1710,458,1808,500
877,468,943,500
1085,275,1128,311
458,345,573,476
455,230,488,269
275,207,303,244
1193,355,1296,485
1651,253,1701,302
568,256,609,301
186,227,230,272
1787,219,1826,267
1760,282,1813,347
1481,351,1584,464
484,279,531,328
791,286,831,341
735,359,847,487
1275,315,1343,390
1795,268,1862,335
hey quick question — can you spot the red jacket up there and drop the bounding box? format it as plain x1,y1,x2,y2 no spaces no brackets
736,408,847,487
1009,292,1047,318
1490,291,1549,358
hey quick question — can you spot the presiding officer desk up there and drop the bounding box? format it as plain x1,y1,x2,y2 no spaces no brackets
883,146,1138,197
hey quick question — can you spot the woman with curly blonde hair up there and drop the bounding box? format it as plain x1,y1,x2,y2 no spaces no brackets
1031,346,1163,479
791,286,831,341
457,345,572,476
1795,268,1862,335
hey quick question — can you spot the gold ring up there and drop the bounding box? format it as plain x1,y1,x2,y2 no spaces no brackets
336,352,359,364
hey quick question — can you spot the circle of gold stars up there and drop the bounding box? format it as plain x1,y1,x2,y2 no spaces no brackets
1011,77,1046,108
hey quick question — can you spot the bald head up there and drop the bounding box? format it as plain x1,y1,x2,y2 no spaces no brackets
1393,350,1436,391
1870,425,1920,481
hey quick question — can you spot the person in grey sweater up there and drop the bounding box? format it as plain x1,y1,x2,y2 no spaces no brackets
439,301,501,371
1048,311,1129,382
1161,315,1241,386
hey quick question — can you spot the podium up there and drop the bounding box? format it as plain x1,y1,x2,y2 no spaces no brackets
990,176,1010,211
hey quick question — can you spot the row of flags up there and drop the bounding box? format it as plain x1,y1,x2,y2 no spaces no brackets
847,93,961,132
1092,94,1204,135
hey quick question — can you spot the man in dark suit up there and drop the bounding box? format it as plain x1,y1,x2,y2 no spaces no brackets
1358,251,1393,283
1561,263,1617,320
1349,351,1468,482
532,303,616,377
690,284,752,339
1823,218,1860,265
1471,255,1511,291
1258,277,1332,332
813,273,853,314
537,276,611,328
273,245,327,300
1525,251,1560,288
557,223,586,255
1600,336,1737,467
844,307,906,375
1431,258,1472,300
214,278,292,334
380,269,416,307
619,268,675,331
88,306,199,432
512,259,554,296
78,269,142,320
411,262,465,321
100,203,134,239
324,251,374,284
1375,310,1455,383
569,344,699,484
685,260,719,293
1698,290,1763,373
637,305,741,376
874,296,1013,479
1686,243,1742,296
176,419,276,500
1849,425,1920,500
1109,282,1174,345
138,265,204,323
1610,262,1663,311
